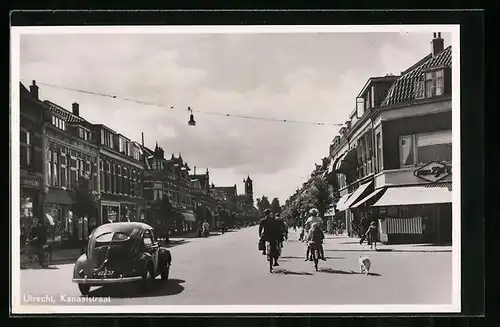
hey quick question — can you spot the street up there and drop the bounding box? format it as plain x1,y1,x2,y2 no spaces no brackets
20,226,452,306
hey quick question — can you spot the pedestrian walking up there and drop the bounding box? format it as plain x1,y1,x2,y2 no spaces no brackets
365,221,378,250
326,219,332,235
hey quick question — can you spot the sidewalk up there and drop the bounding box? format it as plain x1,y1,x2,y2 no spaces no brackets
291,231,451,253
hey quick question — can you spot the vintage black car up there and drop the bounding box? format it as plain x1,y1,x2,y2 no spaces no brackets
72,222,172,295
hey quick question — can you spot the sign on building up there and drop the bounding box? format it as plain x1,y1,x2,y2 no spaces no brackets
413,161,452,183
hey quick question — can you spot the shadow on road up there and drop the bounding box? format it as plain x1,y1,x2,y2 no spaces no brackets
272,269,313,276
87,279,186,298
318,268,381,276
21,265,60,270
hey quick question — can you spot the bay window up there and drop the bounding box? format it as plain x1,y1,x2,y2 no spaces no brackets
399,130,452,167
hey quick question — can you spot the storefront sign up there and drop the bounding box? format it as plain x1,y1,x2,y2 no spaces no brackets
21,177,41,189
414,161,452,183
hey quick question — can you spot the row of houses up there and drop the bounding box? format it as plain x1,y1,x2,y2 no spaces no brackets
293,33,453,245
19,81,257,249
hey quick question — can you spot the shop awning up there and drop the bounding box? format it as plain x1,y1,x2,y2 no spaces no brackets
181,212,196,222
372,182,452,207
335,193,352,212
343,181,373,209
350,188,386,209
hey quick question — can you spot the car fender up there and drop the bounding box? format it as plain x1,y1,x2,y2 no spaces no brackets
139,252,154,272
73,253,89,279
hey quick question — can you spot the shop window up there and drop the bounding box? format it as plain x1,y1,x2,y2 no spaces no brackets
20,130,32,168
399,130,452,167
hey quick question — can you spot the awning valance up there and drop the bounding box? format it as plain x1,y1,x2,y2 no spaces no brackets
350,188,386,209
372,182,452,207
335,193,352,212
45,189,73,205
343,181,373,209
180,212,196,222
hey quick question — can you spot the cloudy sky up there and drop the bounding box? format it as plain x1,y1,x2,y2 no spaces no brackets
19,30,451,204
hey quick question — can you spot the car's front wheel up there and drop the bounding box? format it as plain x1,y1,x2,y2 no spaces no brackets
78,284,91,296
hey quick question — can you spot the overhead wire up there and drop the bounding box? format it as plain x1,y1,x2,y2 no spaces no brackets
36,82,345,127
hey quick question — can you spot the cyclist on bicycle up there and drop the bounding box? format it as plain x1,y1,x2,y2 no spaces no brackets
27,217,47,265
307,222,325,257
304,208,327,261
259,209,282,267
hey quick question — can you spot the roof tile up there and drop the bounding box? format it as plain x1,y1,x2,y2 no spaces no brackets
381,46,452,107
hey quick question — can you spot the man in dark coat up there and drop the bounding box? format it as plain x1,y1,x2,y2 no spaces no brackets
258,209,282,266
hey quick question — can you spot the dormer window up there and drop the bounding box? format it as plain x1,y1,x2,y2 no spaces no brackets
425,69,444,97
414,69,445,100
78,127,90,141
52,116,66,131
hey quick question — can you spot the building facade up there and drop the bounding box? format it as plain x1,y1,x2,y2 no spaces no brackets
326,33,452,244
142,145,196,235
190,168,218,228
19,82,45,242
21,81,101,249
92,124,146,226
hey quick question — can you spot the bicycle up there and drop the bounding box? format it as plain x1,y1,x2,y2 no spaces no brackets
265,240,281,273
20,240,51,269
308,241,321,271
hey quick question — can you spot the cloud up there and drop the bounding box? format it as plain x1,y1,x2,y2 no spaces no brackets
19,31,438,202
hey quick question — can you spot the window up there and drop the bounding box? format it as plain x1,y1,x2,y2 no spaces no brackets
356,97,365,118
143,230,153,246
60,154,68,188
20,130,32,168
92,163,98,191
399,135,415,167
117,166,122,194
376,132,382,172
52,116,66,131
416,131,452,164
101,129,114,148
78,128,90,141
399,130,452,167
133,145,140,161
123,167,129,195
70,170,77,189
370,86,375,108
425,69,444,98
99,160,105,192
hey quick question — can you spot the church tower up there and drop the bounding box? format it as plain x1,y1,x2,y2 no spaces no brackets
243,175,253,195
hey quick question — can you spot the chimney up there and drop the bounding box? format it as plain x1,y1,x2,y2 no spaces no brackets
141,133,144,146
72,102,80,116
431,32,444,56
29,80,39,99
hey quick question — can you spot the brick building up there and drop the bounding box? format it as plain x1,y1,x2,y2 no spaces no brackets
326,33,452,244
141,144,196,235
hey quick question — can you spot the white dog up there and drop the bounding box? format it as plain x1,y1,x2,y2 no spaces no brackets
358,256,371,275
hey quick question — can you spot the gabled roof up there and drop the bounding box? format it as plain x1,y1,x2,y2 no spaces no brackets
43,100,86,124
381,46,452,107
